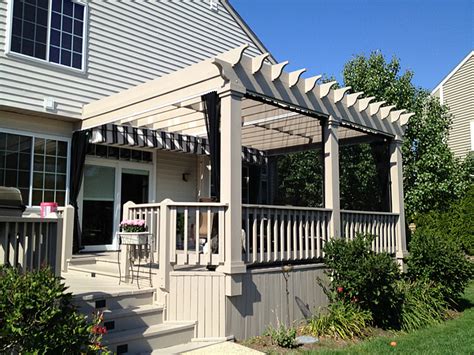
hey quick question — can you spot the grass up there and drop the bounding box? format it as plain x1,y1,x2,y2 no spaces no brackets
305,282,474,354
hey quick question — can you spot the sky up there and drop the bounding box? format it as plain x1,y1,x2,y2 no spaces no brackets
231,0,473,91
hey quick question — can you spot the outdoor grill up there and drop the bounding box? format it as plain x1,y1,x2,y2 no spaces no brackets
0,187,26,217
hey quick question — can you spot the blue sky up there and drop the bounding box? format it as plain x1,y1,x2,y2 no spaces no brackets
231,0,473,90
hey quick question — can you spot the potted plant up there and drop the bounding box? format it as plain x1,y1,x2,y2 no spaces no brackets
118,219,150,245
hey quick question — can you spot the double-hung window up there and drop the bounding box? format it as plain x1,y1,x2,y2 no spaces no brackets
9,0,86,70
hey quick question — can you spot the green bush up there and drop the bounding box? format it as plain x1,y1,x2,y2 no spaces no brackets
407,230,473,303
323,234,402,328
414,185,474,255
304,300,372,339
266,324,297,348
397,280,448,332
0,266,90,353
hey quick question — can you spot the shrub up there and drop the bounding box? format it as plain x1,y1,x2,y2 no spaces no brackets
304,300,372,339
265,324,298,348
397,280,448,332
323,234,402,328
0,266,90,353
407,230,473,302
414,185,474,255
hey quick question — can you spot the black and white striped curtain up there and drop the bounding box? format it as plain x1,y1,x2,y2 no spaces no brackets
89,123,267,165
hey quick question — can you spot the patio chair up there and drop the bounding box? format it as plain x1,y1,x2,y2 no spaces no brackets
199,197,218,254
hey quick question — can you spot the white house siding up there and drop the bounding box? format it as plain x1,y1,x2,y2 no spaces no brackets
0,0,264,119
155,150,198,202
440,55,474,159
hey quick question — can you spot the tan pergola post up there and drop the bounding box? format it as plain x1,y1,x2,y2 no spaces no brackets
323,116,341,238
218,88,246,294
390,139,408,267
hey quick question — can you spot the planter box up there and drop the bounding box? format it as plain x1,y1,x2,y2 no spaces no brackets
118,232,151,245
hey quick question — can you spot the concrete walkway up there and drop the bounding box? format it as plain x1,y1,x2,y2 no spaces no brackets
183,341,263,354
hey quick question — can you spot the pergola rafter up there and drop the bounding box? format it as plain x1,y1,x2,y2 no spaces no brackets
82,44,412,146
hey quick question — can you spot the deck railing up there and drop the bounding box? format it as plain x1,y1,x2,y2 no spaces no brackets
341,210,398,254
168,202,227,266
0,215,62,275
125,201,227,267
242,204,332,264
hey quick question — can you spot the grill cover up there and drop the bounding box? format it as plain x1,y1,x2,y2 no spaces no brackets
0,187,26,216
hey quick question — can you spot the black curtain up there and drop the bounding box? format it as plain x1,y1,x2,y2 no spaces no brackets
202,92,221,201
70,130,90,253
370,141,391,211
249,165,261,204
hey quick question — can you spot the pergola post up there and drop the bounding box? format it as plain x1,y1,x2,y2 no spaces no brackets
389,139,408,267
323,116,341,238
218,88,246,290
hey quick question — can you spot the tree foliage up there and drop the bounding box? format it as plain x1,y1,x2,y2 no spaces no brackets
343,52,470,218
277,51,470,218
277,150,323,207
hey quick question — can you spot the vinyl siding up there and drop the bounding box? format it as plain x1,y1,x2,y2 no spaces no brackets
441,55,474,159
0,0,264,119
0,110,73,138
155,150,198,202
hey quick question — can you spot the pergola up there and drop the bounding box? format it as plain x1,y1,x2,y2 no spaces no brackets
81,45,412,273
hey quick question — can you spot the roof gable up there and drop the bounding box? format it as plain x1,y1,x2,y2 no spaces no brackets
432,51,474,94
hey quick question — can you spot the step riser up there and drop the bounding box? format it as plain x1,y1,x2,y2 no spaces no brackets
105,310,164,333
75,292,155,314
106,326,195,353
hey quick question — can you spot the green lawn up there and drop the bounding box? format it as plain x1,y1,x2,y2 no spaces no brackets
308,282,474,355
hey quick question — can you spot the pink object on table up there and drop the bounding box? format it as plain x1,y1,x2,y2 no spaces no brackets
40,202,58,218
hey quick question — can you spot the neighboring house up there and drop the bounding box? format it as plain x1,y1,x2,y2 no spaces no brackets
0,0,413,352
432,51,474,159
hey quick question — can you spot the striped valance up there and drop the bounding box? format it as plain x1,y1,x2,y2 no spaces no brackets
89,124,267,165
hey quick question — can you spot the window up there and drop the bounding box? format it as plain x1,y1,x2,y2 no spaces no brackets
86,144,153,163
10,0,86,70
0,131,69,206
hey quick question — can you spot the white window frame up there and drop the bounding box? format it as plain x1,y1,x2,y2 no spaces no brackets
79,155,156,251
4,0,89,73
0,127,71,208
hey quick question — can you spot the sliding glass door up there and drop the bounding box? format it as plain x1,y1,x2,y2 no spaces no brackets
82,165,116,247
81,158,153,251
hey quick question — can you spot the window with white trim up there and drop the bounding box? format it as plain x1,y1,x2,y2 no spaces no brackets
0,131,69,206
10,0,86,70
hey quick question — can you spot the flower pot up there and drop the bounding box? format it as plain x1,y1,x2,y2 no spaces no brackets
118,232,151,245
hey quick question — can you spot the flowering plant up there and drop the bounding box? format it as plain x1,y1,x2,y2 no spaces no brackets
88,311,111,354
120,219,147,233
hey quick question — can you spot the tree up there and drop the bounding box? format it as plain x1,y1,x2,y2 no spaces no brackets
277,52,469,219
342,52,469,219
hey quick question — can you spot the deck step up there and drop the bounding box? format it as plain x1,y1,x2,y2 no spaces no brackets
73,286,156,313
105,322,196,354
102,305,164,333
67,263,158,282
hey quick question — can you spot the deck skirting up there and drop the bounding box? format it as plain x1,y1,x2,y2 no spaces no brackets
167,263,328,340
